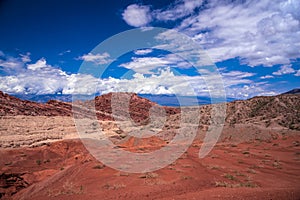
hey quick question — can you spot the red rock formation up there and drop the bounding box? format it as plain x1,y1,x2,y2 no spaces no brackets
0,91,72,116
0,91,179,122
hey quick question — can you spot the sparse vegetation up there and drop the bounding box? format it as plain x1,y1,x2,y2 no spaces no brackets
215,181,232,187
224,173,237,181
208,165,221,170
234,171,246,177
215,181,257,188
47,182,84,197
250,164,261,169
240,182,258,188
102,183,126,190
36,159,41,165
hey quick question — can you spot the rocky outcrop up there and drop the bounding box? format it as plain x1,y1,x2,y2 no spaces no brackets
0,91,72,117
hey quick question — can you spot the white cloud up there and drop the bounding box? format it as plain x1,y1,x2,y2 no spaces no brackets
78,52,111,65
260,75,274,79
295,70,300,77
120,56,171,74
0,52,280,99
154,0,203,21
0,59,21,69
177,0,300,67
20,53,31,63
0,54,68,95
122,4,152,27
0,52,259,98
119,53,193,74
123,0,300,67
0,56,26,75
272,64,295,75
225,82,278,99
27,58,49,70
122,0,204,26
179,0,300,66
59,49,71,56
134,49,153,55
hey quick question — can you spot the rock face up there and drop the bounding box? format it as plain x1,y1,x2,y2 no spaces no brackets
93,92,179,123
0,173,29,198
0,91,72,117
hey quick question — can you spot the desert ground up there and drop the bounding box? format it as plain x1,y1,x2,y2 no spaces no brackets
0,91,299,199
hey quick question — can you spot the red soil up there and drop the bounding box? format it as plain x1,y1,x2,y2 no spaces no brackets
1,135,299,200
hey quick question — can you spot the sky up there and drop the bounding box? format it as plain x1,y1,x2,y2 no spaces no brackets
0,0,299,100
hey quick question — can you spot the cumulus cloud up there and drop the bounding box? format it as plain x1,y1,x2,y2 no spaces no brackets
295,70,300,77
122,4,152,27
27,58,49,70
0,55,68,94
272,64,295,75
0,53,264,98
78,52,111,65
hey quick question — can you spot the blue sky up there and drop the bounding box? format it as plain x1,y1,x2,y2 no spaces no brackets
0,0,299,100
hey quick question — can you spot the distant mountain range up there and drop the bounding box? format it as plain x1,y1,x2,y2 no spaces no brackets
283,88,300,95
13,93,236,106
10,88,300,106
